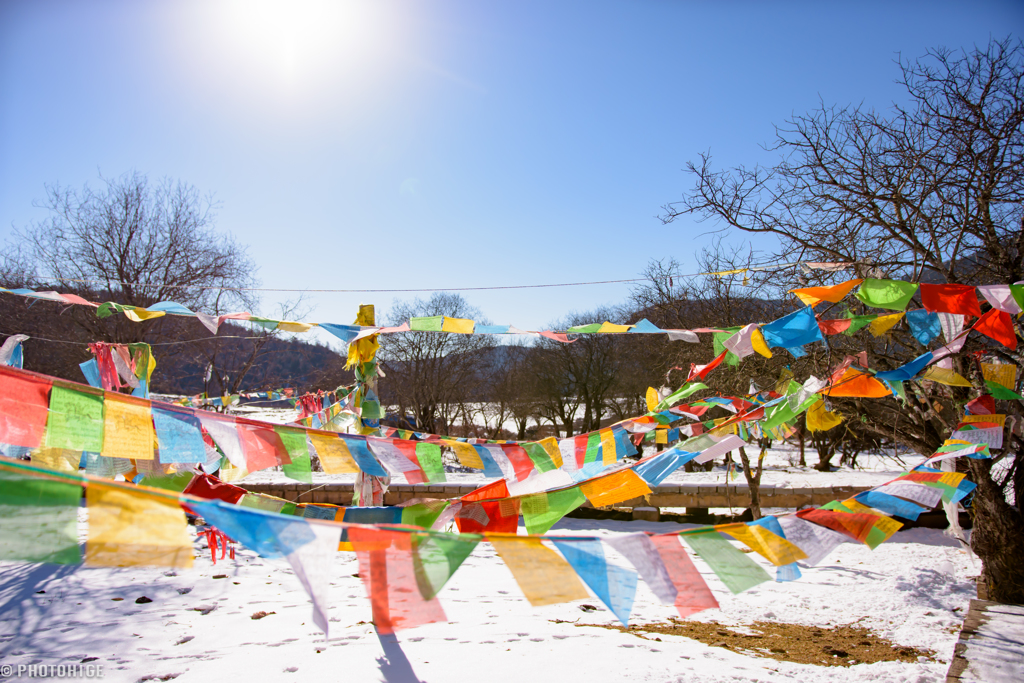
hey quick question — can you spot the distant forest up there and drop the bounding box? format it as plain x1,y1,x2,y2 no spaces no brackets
0,293,352,396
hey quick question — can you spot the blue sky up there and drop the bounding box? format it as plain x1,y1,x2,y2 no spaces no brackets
1,0,1021,344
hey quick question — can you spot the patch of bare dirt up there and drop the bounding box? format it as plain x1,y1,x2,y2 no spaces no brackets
561,618,935,667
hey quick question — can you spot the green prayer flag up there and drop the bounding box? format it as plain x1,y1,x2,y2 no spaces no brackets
520,487,587,535
1011,284,1024,312
985,380,1024,400
401,500,450,529
142,471,195,492
842,314,879,335
280,502,297,516
415,442,446,482
0,468,81,564
584,432,602,464
654,382,708,412
683,530,770,594
239,493,285,513
854,279,919,311
409,316,444,332
523,442,557,472
276,427,313,484
412,531,480,600
567,323,602,334
45,385,104,452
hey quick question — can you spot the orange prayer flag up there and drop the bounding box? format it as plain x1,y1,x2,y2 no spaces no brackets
789,279,863,307
823,368,890,398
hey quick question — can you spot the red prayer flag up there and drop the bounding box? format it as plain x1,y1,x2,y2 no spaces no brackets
350,529,447,634
973,308,1017,349
650,535,719,618
461,479,509,502
920,284,982,317
0,366,51,448
818,319,853,335
499,444,535,482
965,395,996,415
236,420,291,471
182,473,247,504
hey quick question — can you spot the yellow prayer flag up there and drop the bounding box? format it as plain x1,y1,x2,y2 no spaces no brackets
655,429,668,445
645,387,659,412
124,308,166,322
982,363,1017,390
599,429,617,465
751,328,773,358
597,322,632,334
488,536,589,606
919,367,972,387
716,523,808,566
938,472,967,488
103,394,157,461
30,448,80,472
868,312,904,337
580,469,652,507
86,485,192,568
841,499,903,540
277,321,314,333
447,440,483,469
806,399,843,432
310,433,359,474
441,317,475,334
536,437,562,469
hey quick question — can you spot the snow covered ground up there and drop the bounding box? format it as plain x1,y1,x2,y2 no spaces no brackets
0,515,974,683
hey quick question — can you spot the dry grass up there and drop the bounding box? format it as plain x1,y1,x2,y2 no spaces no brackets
558,618,935,667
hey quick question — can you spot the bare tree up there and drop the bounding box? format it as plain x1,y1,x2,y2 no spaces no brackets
665,38,1024,602
377,293,496,434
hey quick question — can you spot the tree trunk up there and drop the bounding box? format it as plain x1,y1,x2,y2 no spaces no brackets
737,446,762,520
968,457,1024,604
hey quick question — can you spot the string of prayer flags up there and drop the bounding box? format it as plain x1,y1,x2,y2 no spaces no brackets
551,538,638,625
86,484,192,568
488,535,589,606
682,530,771,594
855,279,919,311
350,528,448,633
0,466,81,564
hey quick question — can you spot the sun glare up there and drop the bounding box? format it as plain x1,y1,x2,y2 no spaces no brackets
188,0,408,103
